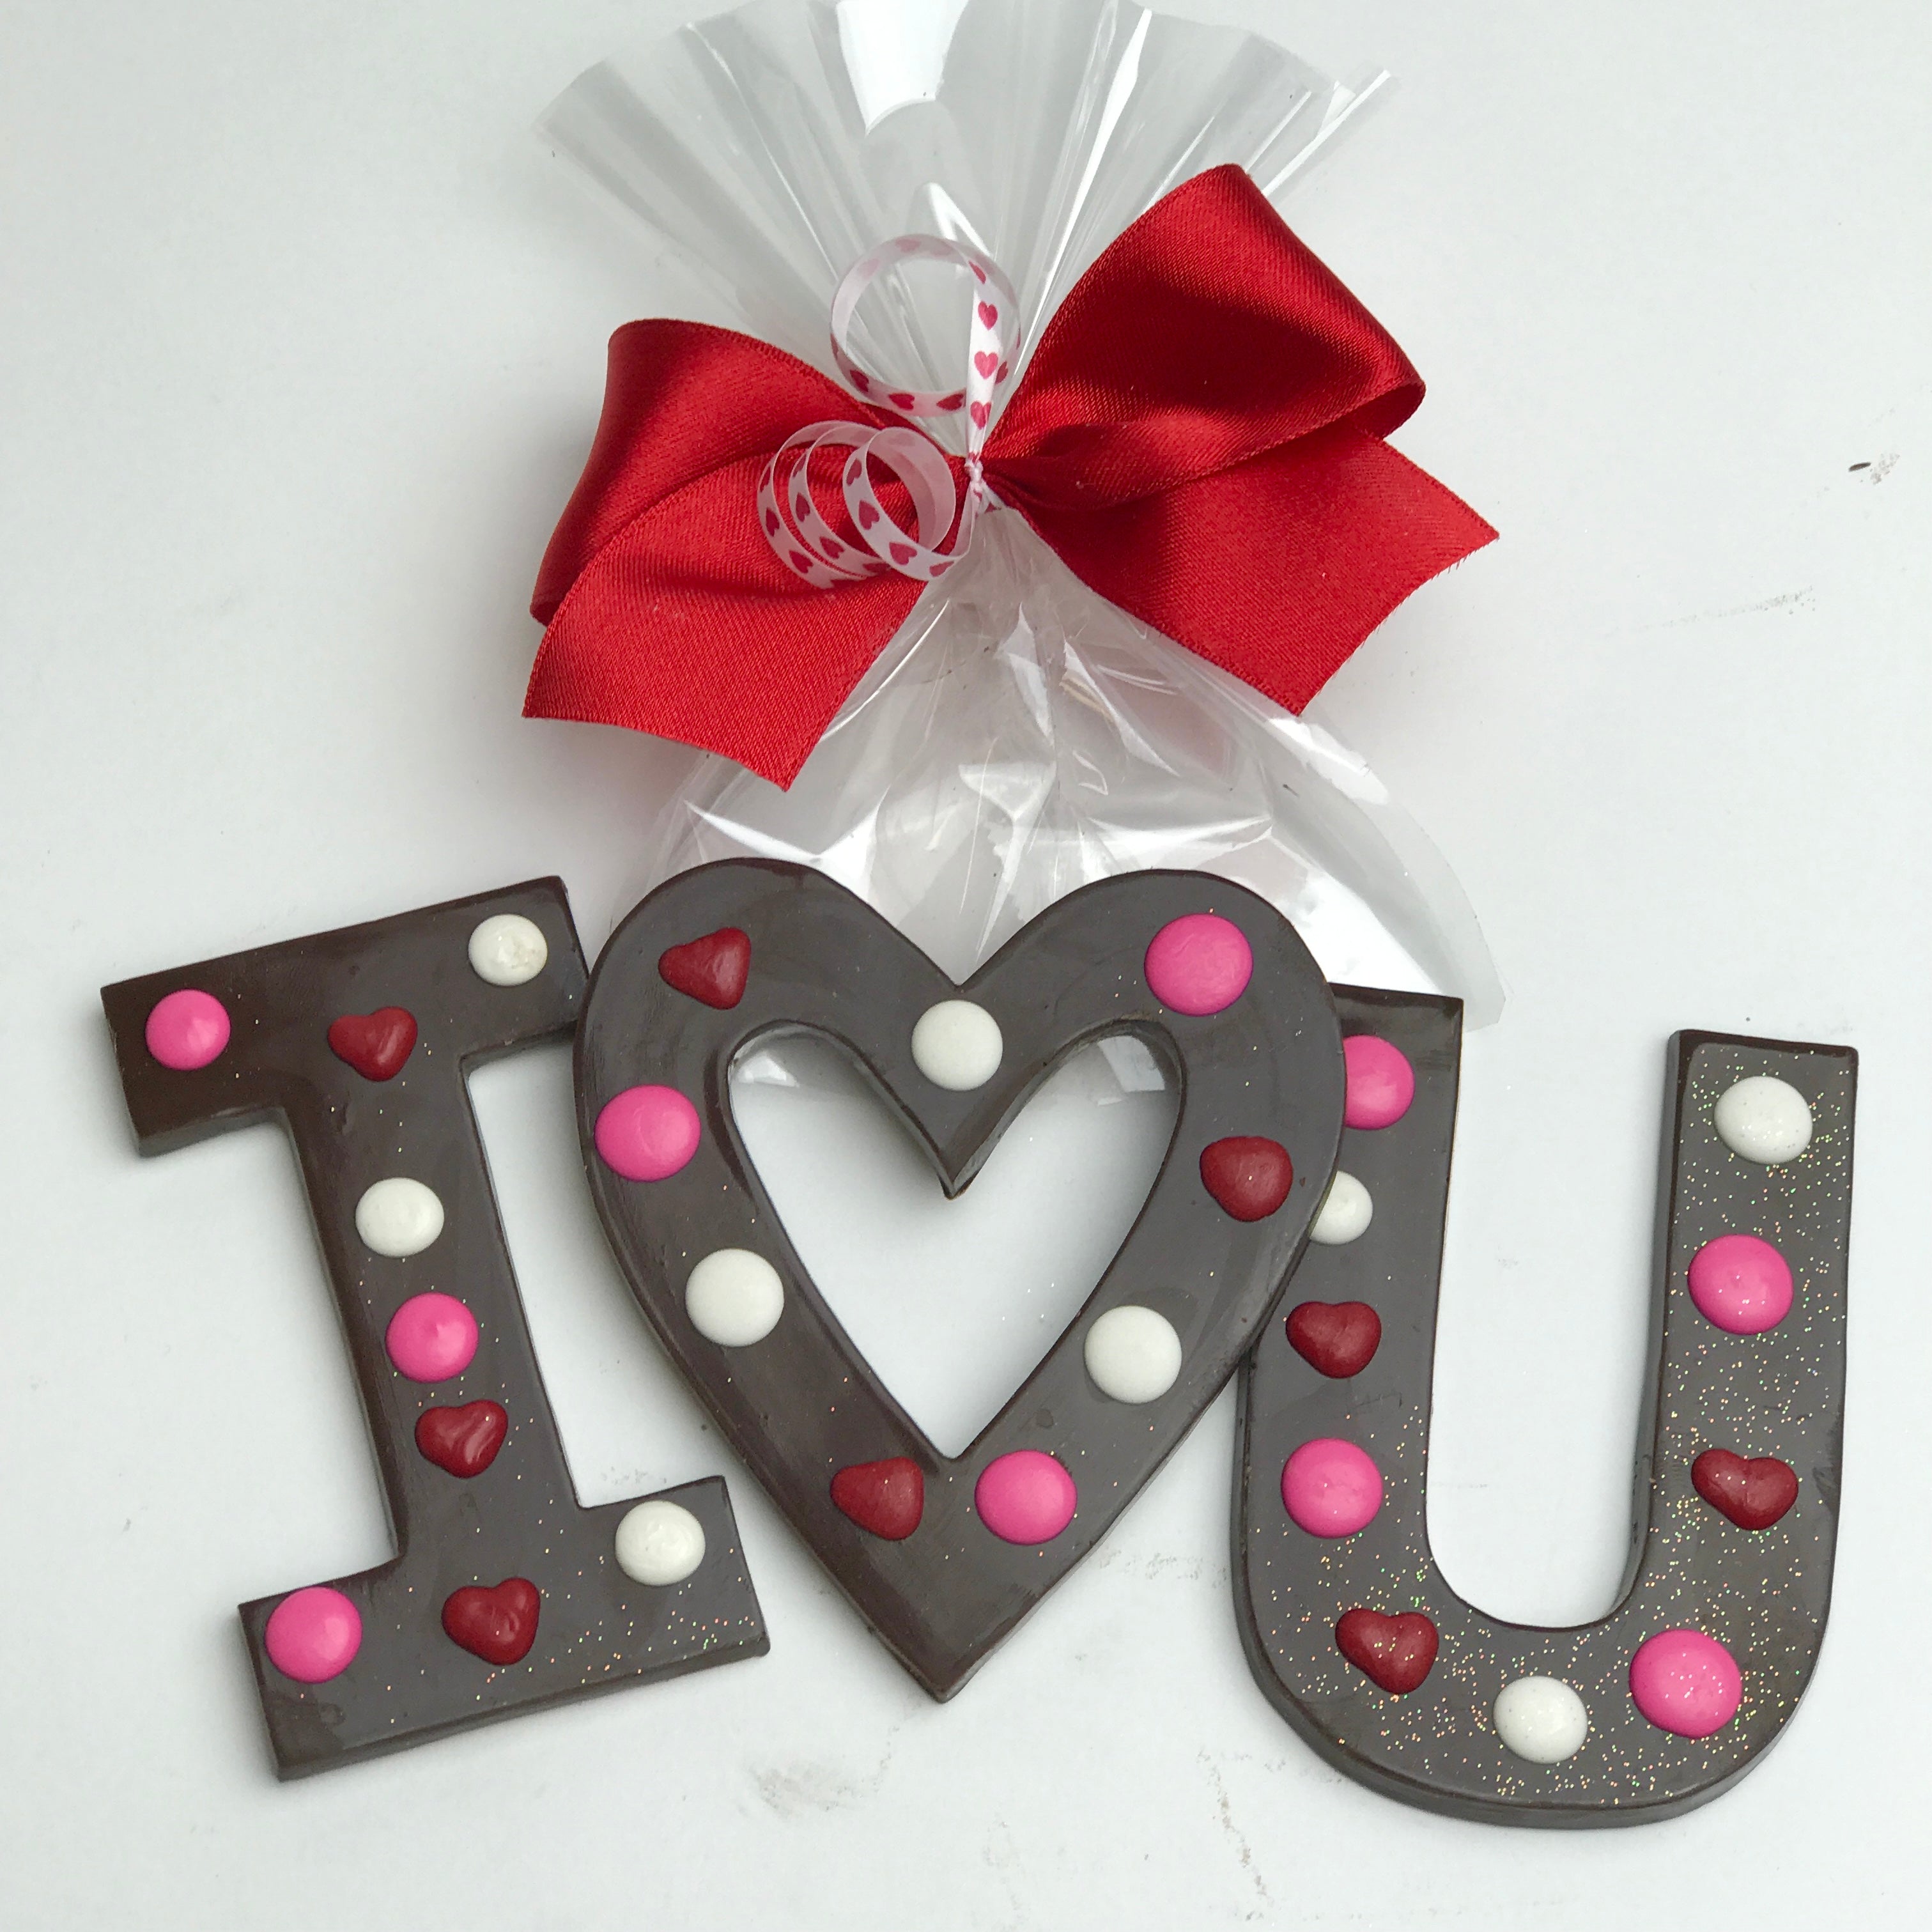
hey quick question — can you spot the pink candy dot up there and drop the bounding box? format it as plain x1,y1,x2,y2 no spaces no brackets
385,1292,478,1382
975,1449,1078,1544
263,1586,362,1683
1343,1035,1414,1129
1687,1233,1793,1334
1144,913,1253,1016
1628,1628,1742,1737
145,988,230,1070
595,1085,702,1181
1281,1437,1383,1536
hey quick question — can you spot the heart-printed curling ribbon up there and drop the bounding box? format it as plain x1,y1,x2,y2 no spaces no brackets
755,234,1019,589
529,164,1497,789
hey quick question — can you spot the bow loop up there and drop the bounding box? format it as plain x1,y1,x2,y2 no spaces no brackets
984,169,1423,513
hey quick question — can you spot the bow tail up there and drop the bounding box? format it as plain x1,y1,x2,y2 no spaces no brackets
1009,426,1496,716
525,454,924,788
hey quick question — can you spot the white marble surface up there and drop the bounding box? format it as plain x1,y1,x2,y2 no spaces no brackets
3,1,1928,1924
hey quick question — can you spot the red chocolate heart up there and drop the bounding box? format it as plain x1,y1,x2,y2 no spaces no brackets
442,1577,540,1665
326,1006,417,1081
415,1400,509,1478
1692,1448,1798,1530
831,1457,924,1540
1199,1136,1293,1221
1287,1301,1382,1378
658,928,751,1010
1335,1607,1438,1694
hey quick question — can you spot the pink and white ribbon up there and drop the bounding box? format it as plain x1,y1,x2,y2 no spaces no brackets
757,233,1021,588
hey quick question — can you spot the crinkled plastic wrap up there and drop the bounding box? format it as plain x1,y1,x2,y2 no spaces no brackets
541,0,1502,1030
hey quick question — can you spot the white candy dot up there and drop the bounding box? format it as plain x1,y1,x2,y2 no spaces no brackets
354,1177,444,1257
685,1248,785,1346
1310,1170,1373,1246
1084,1304,1183,1403
614,1499,706,1586
468,913,549,987
1713,1075,1812,1164
1494,1676,1589,1763
911,1000,1003,1090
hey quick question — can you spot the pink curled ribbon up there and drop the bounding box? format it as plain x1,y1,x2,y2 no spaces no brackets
756,234,1021,587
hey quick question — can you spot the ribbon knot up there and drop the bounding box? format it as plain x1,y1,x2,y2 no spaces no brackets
529,165,1495,788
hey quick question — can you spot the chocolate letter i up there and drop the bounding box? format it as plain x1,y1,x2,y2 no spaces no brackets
103,879,767,1777
1234,989,1853,1825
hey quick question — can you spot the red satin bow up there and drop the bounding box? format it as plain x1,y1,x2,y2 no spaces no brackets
527,165,1494,788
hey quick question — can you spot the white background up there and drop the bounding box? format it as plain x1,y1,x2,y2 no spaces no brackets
4,1,1929,1925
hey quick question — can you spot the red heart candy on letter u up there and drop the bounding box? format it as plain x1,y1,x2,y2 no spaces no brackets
1335,1608,1438,1693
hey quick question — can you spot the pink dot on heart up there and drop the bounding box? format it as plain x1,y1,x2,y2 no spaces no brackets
1343,1035,1414,1129
385,1292,478,1382
1687,1233,1793,1334
1281,1437,1383,1536
595,1085,701,1181
975,1449,1077,1544
145,988,230,1070
1144,913,1253,1016
264,1586,362,1683
1628,1628,1742,1736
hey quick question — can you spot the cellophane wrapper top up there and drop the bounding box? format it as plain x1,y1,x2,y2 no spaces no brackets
541,0,1501,1025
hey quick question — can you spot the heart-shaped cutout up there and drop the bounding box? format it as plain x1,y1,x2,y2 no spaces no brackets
1286,1300,1382,1378
576,860,1343,1696
735,1034,1173,1455
327,1006,417,1081
1692,1448,1798,1529
415,1399,509,1478
442,1577,540,1665
1336,1607,1438,1694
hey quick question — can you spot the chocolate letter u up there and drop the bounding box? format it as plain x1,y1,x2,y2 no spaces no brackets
1235,988,1854,1825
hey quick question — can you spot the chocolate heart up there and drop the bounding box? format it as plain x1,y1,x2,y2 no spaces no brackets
1692,1448,1798,1529
658,928,750,1010
415,1400,509,1478
831,1457,923,1540
326,1005,417,1081
442,1577,540,1665
1286,1300,1381,1378
577,860,1343,1696
1335,1607,1438,1694
1199,1136,1293,1221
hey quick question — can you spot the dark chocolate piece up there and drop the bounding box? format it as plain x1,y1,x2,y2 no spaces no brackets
1233,988,1855,1826
576,859,1345,1697
102,879,767,1778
